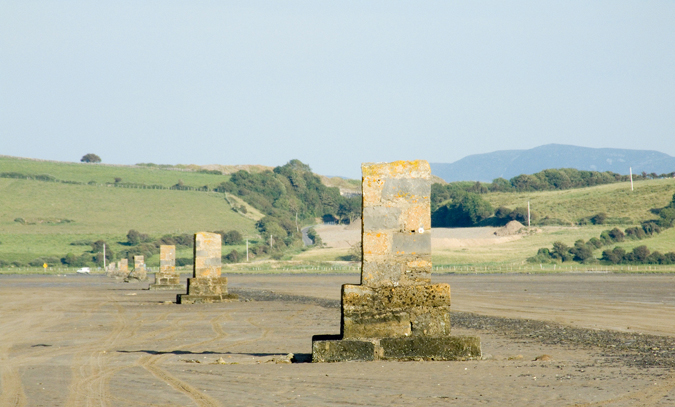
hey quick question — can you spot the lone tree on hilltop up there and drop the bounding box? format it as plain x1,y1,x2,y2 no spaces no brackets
81,153,102,163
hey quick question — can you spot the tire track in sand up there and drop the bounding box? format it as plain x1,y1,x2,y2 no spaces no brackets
65,299,140,407
133,313,232,407
570,374,675,406
0,296,81,407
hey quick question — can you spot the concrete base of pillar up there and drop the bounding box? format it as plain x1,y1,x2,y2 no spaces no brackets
311,335,481,362
176,277,237,304
148,284,186,291
176,293,238,304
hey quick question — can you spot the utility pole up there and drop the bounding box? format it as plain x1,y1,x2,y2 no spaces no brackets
246,239,249,262
629,167,634,191
270,235,273,249
295,212,299,233
527,201,531,227
103,243,106,269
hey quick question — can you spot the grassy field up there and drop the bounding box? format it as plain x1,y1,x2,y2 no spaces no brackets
0,176,257,263
294,225,675,271
484,178,675,224
2,155,673,272
0,156,230,188
0,178,255,235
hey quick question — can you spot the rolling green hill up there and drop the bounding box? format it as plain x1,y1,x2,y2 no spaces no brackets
0,155,229,188
0,157,259,265
484,178,675,225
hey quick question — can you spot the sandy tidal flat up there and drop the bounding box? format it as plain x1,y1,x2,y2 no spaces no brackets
1,274,675,406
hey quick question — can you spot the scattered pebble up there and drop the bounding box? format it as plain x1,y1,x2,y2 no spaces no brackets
534,354,553,361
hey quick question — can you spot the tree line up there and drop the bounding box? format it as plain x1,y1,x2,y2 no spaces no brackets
437,167,674,195
215,159,361,255
529,193,675,265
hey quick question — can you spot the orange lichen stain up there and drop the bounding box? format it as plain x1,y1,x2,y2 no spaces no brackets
362,160,431,179
363,177,385,206
363,232,390,255
402,203,431,230
407,259,431,269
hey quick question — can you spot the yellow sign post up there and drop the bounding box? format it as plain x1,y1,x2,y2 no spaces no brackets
43,263,47,270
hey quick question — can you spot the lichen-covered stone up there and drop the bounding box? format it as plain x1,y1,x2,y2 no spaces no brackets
362,206,402,231
312,336,481,362
125,255,147,281
177,232,237,304
312,336,376,362
107,259,130,279
149,245,185,290
380,336,481,361
194,232,222,278
312,160,480,362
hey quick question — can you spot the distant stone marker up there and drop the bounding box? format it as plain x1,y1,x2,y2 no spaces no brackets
125,255,147,281
176,232,238,304
312,160,481,362
149,245,185,291
108,259,129,279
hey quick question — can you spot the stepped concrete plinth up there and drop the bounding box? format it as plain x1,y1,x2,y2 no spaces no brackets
177,232,237,304
312,160,481,362
149,245,185,290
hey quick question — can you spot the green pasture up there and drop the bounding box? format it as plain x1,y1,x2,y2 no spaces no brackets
0,156,230,188
0,178,256,235
485,178,675,224
0,176,258,264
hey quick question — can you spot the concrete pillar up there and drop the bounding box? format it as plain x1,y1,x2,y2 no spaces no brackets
149,245,185,290
177,232,238,304
125,255,147,281
312,160,481,362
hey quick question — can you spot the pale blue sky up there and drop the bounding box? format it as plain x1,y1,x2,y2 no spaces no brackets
1,1,673,178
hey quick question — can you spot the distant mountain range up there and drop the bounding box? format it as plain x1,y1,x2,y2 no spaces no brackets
430,144,675,183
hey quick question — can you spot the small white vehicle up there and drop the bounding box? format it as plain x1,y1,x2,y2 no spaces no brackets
76,267,91,274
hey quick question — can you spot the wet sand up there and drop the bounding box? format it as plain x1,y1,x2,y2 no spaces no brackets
1,273,675,406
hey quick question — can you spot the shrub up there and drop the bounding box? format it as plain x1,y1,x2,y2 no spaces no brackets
588,237,603,249
222,230,243,245
126,229,150,245
625,227,646,240
431,193,493,227
601,249,621,264
608,228,625,242
591,213,607,225
176,258,192,267
81,153,102,163
28,257,60,267
223,250,239,263
306,228,322,247
570,240,594,262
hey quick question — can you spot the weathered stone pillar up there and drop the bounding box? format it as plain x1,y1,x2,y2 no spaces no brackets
312,160,481,362
176,232,238,304
108,259,129,279
149,245,185,290
125,255,147,281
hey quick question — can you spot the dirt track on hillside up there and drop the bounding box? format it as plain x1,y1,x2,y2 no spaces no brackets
1,273,675,406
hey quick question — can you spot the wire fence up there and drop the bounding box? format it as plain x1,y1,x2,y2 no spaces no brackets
3,263,675,275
